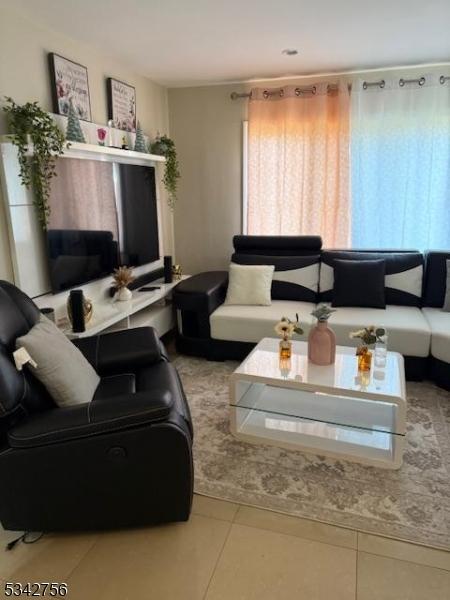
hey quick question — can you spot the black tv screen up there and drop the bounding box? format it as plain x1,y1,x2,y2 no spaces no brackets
46,158,159,293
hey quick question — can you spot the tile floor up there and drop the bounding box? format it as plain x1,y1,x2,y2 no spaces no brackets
1,494,449,599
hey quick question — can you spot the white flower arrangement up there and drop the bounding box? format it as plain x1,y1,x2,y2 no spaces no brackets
349,326,386,346
274,314,304,339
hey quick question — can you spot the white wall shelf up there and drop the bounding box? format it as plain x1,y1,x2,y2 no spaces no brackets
0,136,166,167
60,276,189,339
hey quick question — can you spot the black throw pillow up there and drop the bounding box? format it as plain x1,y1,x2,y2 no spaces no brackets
332,258,386,308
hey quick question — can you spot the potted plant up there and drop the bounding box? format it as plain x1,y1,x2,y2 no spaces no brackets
308,304,337,365
150,134,180,209
274,314,303,359
2,97,65,227
349,326,386,371
112,266,135,301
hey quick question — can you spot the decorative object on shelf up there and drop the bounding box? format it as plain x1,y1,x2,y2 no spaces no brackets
274,314,303,360
150,134,180,209
121,135,129,150
66,100,86,143
97,128,107,146
112,265,135,301
133,121,147,152
308,304,337,365
67,289,93,333
2,97,65,227
164,256,173,283
349,326,386,372
107,119,115,147
107,77,136,132
172,264,183,281
48,53,92,121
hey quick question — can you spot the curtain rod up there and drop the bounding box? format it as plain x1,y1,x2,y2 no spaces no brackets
230,84,343,100
230,74,448,99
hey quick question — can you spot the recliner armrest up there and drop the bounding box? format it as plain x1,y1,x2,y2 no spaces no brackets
73,327,165,375
7,390,173,448
174,271,228,315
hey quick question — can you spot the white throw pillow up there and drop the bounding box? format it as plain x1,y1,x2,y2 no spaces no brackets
225,263,274,306
16,315,100,408
443,260,450,312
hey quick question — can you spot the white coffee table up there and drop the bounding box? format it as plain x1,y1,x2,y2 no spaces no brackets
229,338,407,469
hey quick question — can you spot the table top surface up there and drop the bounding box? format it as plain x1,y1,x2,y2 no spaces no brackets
232,338,406,402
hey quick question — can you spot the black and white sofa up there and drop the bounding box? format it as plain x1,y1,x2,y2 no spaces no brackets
174,236,450,388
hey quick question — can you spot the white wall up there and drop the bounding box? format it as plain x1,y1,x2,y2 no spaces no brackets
169,65,450,275
0,3,173,283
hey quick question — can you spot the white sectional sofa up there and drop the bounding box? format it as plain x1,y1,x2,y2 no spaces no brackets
174,238,450,388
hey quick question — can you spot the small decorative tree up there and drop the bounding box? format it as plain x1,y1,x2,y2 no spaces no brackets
65,100,85,143
133,121,147,152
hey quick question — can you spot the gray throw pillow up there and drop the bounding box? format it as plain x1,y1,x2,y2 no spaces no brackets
16,315,100,407
443,260,450,312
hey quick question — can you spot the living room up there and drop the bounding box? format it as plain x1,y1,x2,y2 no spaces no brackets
0,1,449,599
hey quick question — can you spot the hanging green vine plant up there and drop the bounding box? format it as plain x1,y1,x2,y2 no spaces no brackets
2,97,65,227
150,134,180,209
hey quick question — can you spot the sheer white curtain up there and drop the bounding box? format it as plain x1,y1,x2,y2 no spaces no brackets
247,82,350,247
351,74,450,249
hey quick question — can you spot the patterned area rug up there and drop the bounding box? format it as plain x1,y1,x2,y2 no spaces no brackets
173,355,450,550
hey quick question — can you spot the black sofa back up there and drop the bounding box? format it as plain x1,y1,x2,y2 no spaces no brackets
319,249,424,307
232,235,323,303
0,282,55,443
423,251,450,307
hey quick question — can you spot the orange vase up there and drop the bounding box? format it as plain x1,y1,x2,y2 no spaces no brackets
279,336,292,360
308,321,336,365
357,346,372,371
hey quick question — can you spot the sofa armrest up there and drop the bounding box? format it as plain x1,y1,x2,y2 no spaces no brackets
73,327,165,375
173,271,228,339
174,271,228,314
7,390,173,448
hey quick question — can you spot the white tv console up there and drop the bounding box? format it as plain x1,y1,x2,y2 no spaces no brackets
57,276,189,339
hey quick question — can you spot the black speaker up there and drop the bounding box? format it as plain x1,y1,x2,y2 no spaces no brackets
69,289,85,333
164,256,173,283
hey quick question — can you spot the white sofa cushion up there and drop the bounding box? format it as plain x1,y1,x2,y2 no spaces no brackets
210,300,316,343
224,263,274,306
422,308,450,363
324,305,431,357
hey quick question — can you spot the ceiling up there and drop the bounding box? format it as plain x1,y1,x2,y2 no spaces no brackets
10,0,450,87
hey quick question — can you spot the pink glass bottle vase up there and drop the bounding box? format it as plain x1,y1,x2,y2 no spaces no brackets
308,321,336,366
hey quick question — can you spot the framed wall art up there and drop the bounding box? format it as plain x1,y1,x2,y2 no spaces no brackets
107,77,136,132
48,53,92,122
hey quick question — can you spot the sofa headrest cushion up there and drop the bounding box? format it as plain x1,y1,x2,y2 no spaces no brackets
233,235,323,256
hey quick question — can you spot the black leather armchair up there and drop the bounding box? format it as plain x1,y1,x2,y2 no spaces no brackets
0,280,193,532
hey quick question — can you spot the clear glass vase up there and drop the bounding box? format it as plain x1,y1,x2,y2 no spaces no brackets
374,331,388,367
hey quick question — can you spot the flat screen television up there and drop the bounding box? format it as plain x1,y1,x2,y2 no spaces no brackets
46,158,160,293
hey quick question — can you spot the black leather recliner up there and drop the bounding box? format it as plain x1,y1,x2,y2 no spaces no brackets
0,280,194,532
